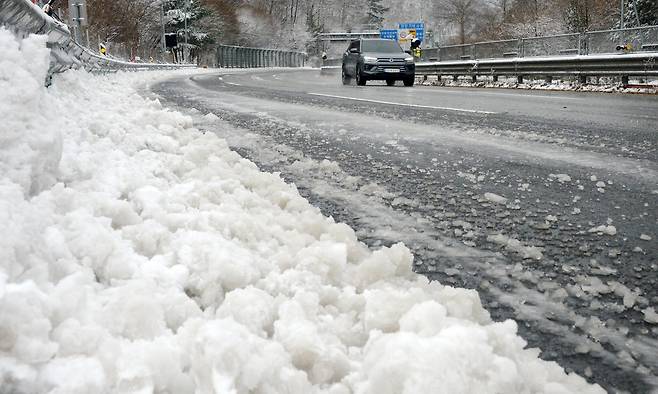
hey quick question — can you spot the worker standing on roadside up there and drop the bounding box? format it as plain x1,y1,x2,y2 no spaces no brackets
410,37,421,59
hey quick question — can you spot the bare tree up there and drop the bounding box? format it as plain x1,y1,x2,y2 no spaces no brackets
435,0,480,44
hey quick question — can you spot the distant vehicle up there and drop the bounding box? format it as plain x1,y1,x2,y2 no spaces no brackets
342,38,416,87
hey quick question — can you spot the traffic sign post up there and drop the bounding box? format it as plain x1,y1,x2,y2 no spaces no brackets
68,0,87,43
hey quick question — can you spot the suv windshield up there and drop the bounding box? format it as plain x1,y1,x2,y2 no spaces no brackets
361,40,402,53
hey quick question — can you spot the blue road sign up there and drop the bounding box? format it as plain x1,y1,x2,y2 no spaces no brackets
380,29,398,40
398,22,425,42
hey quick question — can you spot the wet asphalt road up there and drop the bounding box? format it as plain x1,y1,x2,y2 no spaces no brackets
151,69,658,393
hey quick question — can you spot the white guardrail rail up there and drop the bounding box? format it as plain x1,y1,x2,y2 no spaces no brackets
0,0,195,83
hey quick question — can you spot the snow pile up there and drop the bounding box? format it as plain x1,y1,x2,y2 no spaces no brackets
418,75,658,94
0,29,604,393
0,30,61,196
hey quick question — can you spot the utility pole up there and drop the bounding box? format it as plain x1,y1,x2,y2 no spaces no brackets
184,0,188,46
160,1,166,54
620,0,625,28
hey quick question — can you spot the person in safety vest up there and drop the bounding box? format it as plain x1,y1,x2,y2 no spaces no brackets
410,37,421,59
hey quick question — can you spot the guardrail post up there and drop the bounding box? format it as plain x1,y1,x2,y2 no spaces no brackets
519,38,525,57
582,33,588,55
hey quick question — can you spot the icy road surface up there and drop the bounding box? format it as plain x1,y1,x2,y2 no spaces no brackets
151,69,658,393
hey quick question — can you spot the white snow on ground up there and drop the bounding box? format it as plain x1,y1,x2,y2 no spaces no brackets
0,29,606,393
486,234,543,261
419,75,658,94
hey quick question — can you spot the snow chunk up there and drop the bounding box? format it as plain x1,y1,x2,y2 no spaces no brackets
487,234,543,260
203,112,219,121
587,225,617,236
643,307,658,324
549,173,571,183
484,192,507,205
639,234,652,241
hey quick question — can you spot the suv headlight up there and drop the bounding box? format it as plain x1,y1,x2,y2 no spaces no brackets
404,56,414,63
363,56,377,63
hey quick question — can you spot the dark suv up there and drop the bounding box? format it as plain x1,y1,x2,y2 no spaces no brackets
342,39,415,86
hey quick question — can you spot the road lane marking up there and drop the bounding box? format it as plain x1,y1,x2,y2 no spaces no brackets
226,82,242,86
417,88,584,101
308,93,497,114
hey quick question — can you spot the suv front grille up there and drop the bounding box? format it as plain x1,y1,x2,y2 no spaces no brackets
377,57,405,62
365,64,411,72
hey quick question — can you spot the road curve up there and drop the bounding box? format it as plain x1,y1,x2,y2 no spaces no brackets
151,68,658,393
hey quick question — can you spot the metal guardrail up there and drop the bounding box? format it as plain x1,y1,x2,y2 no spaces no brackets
316,31,381,42
216,44,306,68
421,25,658,61
0,0,195,82
414,52,658,84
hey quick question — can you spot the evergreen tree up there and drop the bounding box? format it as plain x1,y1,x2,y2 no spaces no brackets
635,0,658,25
622,0,658,26
365,0,389,29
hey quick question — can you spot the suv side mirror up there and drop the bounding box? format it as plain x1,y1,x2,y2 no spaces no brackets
349,47,359,54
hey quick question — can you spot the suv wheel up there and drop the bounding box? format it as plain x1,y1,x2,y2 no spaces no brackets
356,65,367,86
403,77,415,87
386,79,395,86
341,67,351,85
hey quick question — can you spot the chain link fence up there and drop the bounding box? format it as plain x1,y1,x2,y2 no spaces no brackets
422,25,658,62
586,26,658,54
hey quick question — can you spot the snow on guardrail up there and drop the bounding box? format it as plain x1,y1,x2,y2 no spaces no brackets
0,0,195,84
